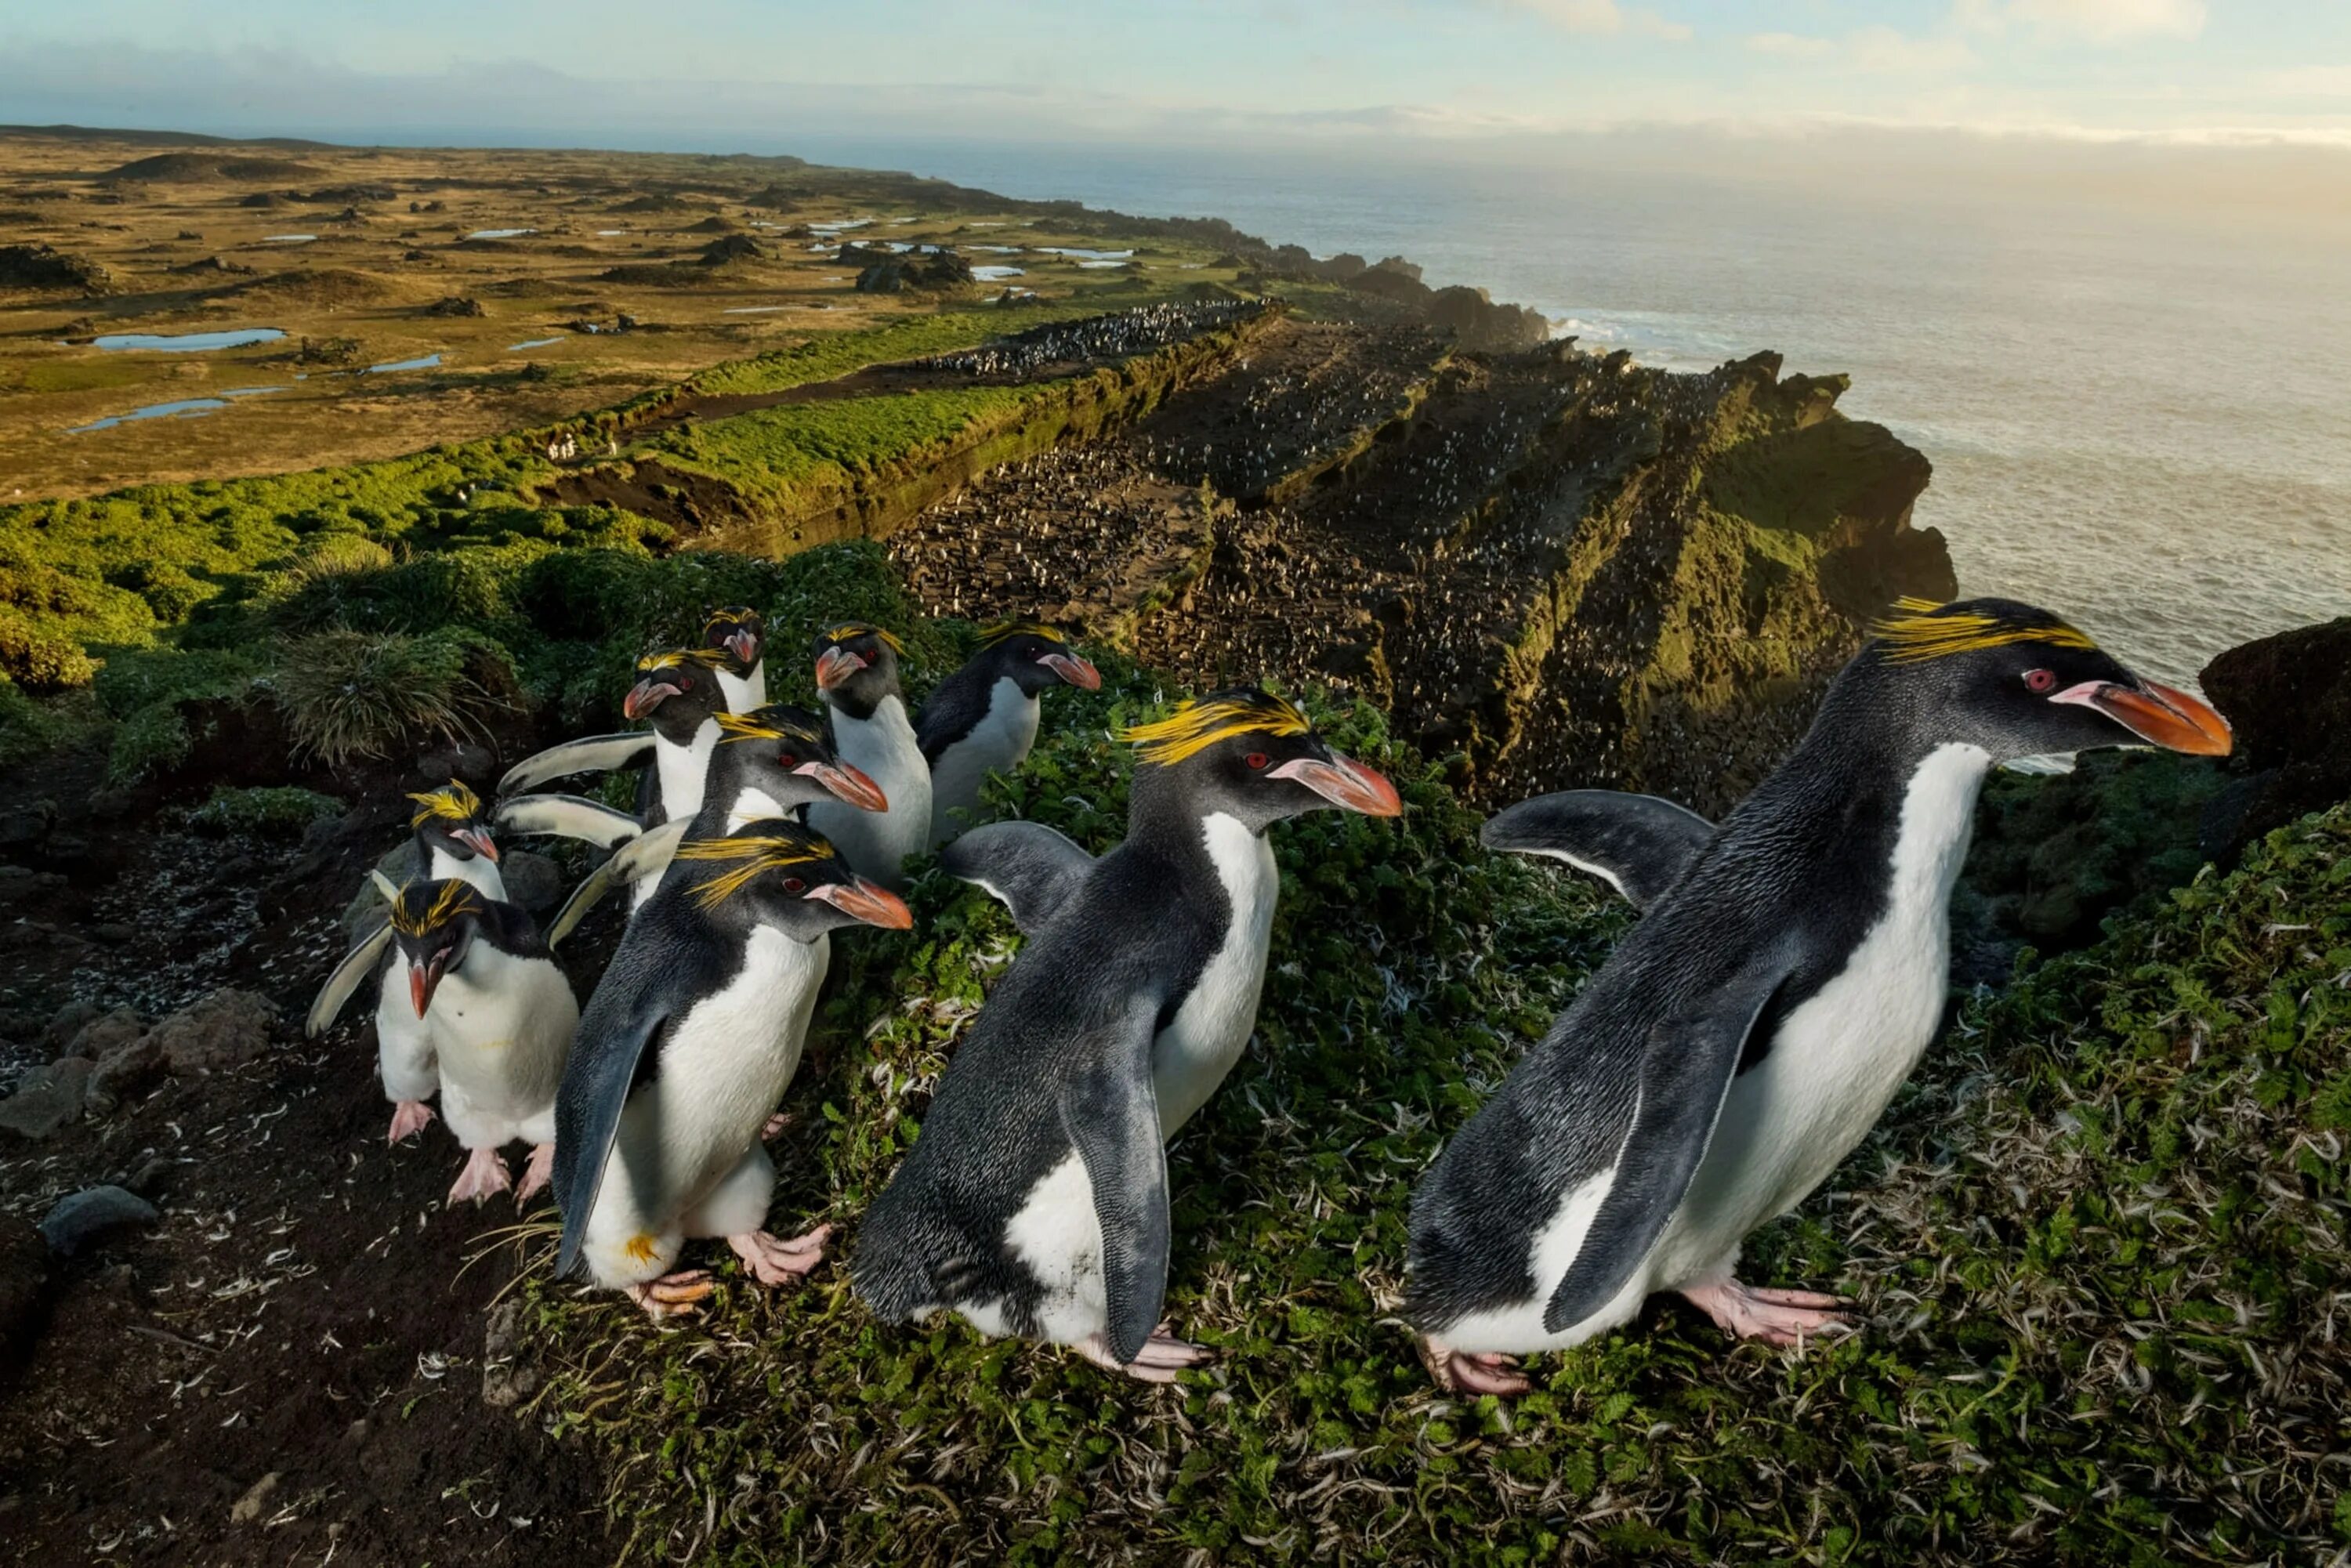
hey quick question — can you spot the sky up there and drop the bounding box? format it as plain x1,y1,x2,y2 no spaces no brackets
2,2,2348,190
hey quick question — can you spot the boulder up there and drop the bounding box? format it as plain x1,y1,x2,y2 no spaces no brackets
697,234,766,266
0,1057,93,1139
499,849,565,917
2200,617,2351,845
66,1008,144,1062
84,1030,165,1115
38,1185,158,1256
148,990,278,1073
0,243,113,294
423,295,484,317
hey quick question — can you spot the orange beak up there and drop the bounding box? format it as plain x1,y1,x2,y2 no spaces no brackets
810,877,913,929
814,646,868,691
1040,652,1101,691
2057,679,2233,757
453,827,500,863
1269,752,1404,817
724,629,760,668
797,759,888,813
408,956,446,1019
623,679,679,719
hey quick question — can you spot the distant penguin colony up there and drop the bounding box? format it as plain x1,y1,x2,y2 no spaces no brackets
303,592,2231,1394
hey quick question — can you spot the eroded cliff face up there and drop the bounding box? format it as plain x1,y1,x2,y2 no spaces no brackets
886,317,1952,813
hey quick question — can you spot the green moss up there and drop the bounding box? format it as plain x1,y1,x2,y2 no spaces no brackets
185,784,344,837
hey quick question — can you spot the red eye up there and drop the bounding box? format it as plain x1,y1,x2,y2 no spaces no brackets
2023,668,2056,693
778,753,797,767
1245,752,1269,770
784,877,806,893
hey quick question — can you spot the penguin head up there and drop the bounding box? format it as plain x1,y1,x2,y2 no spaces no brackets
1865,597,2232,761
712,704,889,815
406,780,498,867
386,878,490,1018
623,647,731,740
1121,687,1404,832
701,605,765,677
975,621,1101,697
812,622,906,718
672,822,914,940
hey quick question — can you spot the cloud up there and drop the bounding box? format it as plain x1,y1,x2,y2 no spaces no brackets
1958,0,2207,43
1746,31,1835,58
2268,64,2351,98
1744,25,1972,74
1493,0,1691,41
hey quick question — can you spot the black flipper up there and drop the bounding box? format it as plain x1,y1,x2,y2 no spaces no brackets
1481,790,1715,911
1060,998,1171,1367
498,732,655,797
552,989,676,1282
942,821,1095,934
305,920,393,1037
1541,954,1793,1334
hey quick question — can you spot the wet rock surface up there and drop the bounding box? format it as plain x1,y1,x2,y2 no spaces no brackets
36,1186,157,1256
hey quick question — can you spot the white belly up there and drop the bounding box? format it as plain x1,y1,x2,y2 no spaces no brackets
425,845,507,902
598,927,828,1233
809,696,931,889
1151,813,1278,1135
654,719,719,825
927,679,1040,847
427,948,578,1142
1459,743,1991,1353
718,664,766,713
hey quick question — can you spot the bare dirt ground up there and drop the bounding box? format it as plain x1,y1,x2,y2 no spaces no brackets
0,719,619,1566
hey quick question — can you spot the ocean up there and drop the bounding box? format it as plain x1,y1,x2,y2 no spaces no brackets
792,136,2351,687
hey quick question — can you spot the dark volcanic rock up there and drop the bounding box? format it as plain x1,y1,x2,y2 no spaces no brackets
856,248,976,294
148,989,277,1073
38,1186,159,1256
0,243,112,294
423,295,485,317
0,1218,50,1367
0,1057,93,1140
697,234,766,266
2201,616,2351,842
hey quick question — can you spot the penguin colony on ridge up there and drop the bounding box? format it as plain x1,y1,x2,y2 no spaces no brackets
302,593,2233,1391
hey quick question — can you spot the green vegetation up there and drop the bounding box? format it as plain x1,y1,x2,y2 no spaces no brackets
504,617,2347,1563
674,306,1091,400
185,783,343,837
270,627,507,766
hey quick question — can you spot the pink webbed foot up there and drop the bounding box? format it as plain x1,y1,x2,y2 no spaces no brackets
1418,1336,1532,1397
1681,1277,1856,1349
761,1110,792,1142
386,1100,436,1143
1075,1322,1214,1385
725,1224,831,1287
445,1146,513,1206
514,1143,556,1205
625,1269,714,1320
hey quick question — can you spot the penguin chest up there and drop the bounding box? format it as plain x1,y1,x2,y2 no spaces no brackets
1665,743,1988,1273
426,847,507,903
427,952,575,1114
612,929,829,1219
654,720,720,825
718,664,766,713
1151,814,1278,1136
810,697,931,881
929,679,1039,841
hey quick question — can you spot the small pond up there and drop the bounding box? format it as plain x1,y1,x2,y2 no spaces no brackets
92,328,286,353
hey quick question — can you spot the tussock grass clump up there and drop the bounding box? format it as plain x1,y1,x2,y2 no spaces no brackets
270,628,501,766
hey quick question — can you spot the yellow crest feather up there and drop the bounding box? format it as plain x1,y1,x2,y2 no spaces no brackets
389,878,481,936
673,829,839,910
716,708,825,746
637,646,730,675
407,779,484,829
819,622,904,654
1121,691,1310,766
980,620,1069,649
1867,599,2097,665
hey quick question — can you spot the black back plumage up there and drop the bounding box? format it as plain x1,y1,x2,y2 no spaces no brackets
853,816,1229,1359
914,650,1009,764
1405,679,1918,1331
